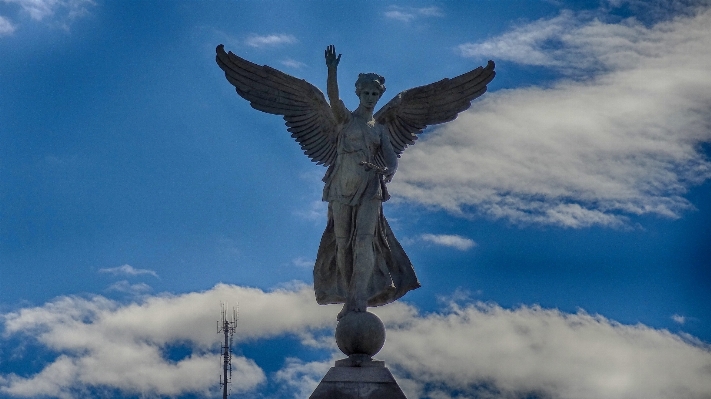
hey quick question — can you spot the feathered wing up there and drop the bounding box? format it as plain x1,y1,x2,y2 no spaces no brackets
216,45,338,166
374,60,496,157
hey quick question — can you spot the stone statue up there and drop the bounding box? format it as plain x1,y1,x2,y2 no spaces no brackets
216,44,495,321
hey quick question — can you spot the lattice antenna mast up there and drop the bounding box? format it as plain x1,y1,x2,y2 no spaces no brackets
217,302,238,399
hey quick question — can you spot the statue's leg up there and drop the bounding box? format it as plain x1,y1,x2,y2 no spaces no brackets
350,199,380,313
331,201,353,319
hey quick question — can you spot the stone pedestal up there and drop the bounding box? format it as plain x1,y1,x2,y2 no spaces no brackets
309,359,407,399
310,312,407,398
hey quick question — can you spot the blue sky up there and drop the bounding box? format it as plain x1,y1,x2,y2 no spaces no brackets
1,0,711,398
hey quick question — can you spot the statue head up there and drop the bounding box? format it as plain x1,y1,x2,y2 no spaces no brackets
355,73,386,98
355,73,386,110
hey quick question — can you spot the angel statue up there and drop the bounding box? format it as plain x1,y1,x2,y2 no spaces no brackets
216,44,495,320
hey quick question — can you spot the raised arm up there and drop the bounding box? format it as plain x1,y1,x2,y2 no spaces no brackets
325,45,349,123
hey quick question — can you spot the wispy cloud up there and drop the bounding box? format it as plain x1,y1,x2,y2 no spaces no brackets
394,6,711,227
0,15,16,36
459,10,577,68
3,285,709,399
292,257,314,268
421,233,476,250
245,33,297,48
281,58,306,69
2,0,94,31
99,264,159,278
106,280,152,295
384,6,444,22
672,314,686,324
293,199,327,221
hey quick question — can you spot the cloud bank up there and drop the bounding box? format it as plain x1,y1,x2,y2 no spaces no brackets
382,303,711,399
0,284,332,398
2,284,710,399
393,6,711,227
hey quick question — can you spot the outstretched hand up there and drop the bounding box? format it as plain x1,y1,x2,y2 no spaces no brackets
325,45,341,68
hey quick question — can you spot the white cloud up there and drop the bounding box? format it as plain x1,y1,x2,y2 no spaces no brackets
98,264,159,278
421,233,476,250
459,11,577,68
0,15,16,35
2,0,94,22
292,257,314,268
273,357,333,399
276,300,711,399
245,33,297,48
384,6,444,22
106,280,152,295
393,7,711,227
2,285,710,399
672,314,687,324
0,284,336,398
380,303,711,399
5,0,60,20
281,58,306,69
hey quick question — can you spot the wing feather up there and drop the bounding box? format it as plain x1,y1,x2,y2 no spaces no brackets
286,116,320,129
216,45,337,166
283,112,319,124
223,52,308,98
221,61,310,104
288,121,321,136
290,127,322,141
298,131,329,147
375,60,495,155
322,147,337,166
305,141,332,160
387,119,412,154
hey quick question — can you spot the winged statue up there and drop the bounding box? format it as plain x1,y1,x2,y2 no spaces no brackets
216,44,495,320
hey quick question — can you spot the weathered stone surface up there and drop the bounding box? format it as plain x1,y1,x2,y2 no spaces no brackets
216,44,494,319
335,354,383,368
309,364,407,399
336,312,385,356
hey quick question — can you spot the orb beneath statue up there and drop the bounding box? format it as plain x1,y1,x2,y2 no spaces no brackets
335,311,386,357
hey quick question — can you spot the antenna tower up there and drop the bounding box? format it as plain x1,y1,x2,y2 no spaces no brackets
217,303,238,399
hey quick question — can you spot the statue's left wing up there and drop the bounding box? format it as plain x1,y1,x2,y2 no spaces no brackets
216,45,337,166
374,61,495,157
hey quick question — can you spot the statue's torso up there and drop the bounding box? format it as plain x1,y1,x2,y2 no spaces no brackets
323,115,383,206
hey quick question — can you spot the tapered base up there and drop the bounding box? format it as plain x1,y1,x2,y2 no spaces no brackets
309,360,407,399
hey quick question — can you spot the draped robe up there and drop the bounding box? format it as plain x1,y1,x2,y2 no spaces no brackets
313,110,420,307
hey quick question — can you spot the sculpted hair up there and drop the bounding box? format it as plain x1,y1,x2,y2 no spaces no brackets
355,73,386,97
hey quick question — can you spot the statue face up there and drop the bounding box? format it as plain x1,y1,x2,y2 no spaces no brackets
358,83,382,110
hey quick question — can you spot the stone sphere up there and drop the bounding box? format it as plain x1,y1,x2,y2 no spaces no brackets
335,311,386,356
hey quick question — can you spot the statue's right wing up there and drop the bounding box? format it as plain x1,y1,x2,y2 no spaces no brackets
374,61,495,157
216,45,338,166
